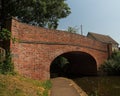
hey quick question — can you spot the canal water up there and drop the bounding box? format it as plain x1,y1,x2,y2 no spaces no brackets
73,76,120,96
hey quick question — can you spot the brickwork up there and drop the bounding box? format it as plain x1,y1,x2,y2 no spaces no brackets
9,18,111,80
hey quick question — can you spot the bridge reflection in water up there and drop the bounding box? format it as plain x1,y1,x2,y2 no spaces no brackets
50,51,97,78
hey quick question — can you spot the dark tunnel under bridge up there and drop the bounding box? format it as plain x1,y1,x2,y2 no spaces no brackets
50,51,97,78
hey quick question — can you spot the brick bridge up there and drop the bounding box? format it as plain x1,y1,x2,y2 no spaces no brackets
4,18,112,80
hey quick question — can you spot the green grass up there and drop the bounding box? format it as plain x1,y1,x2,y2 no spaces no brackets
0,74,52,96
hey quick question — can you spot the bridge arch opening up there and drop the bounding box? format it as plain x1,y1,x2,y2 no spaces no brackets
50,51,97,78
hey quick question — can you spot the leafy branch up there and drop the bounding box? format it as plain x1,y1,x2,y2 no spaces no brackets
0,28,18,43
0,28,11,40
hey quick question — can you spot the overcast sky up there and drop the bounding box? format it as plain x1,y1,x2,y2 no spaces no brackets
58,0,120,45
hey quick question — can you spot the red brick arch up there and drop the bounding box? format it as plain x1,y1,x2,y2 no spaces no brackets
8,18,111,80
49,50,97,66
48,45,106,69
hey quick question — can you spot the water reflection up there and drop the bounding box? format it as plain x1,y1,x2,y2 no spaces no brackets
73,76,120,96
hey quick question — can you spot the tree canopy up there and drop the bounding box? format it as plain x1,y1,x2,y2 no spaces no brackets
0,0,71,29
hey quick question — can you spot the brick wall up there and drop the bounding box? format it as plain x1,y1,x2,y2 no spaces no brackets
9,18,110,80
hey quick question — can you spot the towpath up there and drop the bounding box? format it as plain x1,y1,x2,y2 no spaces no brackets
50,77,88,96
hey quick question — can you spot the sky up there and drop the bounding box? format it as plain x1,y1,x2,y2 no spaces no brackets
58,0,120,45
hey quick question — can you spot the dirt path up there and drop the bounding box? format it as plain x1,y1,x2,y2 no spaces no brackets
50,77,88,96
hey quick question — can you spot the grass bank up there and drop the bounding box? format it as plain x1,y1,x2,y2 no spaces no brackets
0,74,52,96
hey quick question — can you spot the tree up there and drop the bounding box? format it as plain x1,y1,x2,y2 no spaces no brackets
0,0,71,29
50,56,69,73
67,26,79,34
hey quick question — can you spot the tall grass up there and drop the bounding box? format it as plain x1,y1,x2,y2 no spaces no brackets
0,74,52,96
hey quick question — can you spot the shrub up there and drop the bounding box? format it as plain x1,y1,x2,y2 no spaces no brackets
0,28,16,75
100,51,120,75
0,28,11,41
0,51,15,75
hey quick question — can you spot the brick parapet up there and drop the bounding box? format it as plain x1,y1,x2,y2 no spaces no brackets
11,18,108,53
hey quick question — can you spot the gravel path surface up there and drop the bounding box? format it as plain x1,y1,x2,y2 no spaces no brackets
50,77,88,96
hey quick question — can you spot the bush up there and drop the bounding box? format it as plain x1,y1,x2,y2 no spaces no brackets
0,28,15,75
100,51,120,75
0,51,15,75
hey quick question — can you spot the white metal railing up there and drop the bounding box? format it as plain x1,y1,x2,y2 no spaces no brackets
0,47,5,62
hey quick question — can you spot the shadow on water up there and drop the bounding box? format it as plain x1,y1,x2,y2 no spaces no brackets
73,76,120,96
